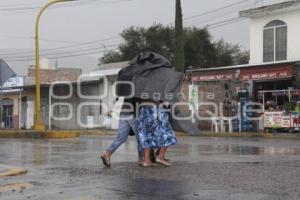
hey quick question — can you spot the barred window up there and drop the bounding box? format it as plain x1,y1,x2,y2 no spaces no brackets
263,20,287,62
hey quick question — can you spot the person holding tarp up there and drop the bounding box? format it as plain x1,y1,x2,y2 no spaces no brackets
118,52,184,167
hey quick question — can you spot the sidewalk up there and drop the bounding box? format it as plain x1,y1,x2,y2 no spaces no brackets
0,130,79,138
1,129,300,140
79,129,300,140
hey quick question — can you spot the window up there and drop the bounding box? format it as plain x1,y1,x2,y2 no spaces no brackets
263,20,287,62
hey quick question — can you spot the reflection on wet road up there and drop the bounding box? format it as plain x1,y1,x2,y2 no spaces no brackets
0,136,300,200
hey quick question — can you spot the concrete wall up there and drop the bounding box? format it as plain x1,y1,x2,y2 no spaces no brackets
1,74,120,130
28,67,82,83
49,76,118,130
183,80,251,131
249,8,300,64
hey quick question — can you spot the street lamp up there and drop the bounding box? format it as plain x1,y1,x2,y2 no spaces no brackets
34,0,74,131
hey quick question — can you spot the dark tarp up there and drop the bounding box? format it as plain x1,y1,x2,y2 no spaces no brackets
170,109,201,135
117,52,183,102
117,52,201,135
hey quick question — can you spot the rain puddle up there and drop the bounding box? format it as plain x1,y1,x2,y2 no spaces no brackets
195,144,300,155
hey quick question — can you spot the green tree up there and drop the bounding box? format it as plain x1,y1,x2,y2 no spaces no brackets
99,25,249,69
119,25,174,61
233,49,250,65
184,28,216,69
99,50,122,65
100,25,174,64
214,39,249,67
174,0,185,72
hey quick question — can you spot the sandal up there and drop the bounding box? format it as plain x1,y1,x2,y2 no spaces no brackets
138,160,143,166
155,150,170,162
142,162,157,168
156,158,171,166
100,153,111,168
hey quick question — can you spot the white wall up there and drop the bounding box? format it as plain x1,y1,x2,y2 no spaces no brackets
249,8,300,64
26,100,34,129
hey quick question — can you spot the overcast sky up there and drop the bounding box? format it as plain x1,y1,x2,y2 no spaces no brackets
0,0,286,75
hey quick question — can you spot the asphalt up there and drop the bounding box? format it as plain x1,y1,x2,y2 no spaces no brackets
0,136,300,200
0,167,6,173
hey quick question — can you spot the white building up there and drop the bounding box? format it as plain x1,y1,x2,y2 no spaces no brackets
188,1,300,132
240,0,300,64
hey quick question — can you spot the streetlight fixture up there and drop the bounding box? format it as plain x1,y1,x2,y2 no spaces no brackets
34,0,75,131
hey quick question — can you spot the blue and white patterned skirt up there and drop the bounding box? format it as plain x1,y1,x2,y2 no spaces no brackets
138,106,177,149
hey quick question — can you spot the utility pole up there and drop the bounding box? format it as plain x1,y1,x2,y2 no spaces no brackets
34,0,74,131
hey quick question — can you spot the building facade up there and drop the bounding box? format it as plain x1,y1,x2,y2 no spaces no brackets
242,0,300,64
188,1,300,132
0,61,128,131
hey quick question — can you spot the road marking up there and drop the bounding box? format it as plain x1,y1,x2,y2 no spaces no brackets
0,164,27,177
0,183,33,193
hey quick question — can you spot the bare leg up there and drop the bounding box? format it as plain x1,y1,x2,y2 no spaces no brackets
142,148,157,167
156,148,170,161
101,150,112,167
144,148,151,164
156,147,171,166
158,147,168,161
104,150,112,159
101,118,131,167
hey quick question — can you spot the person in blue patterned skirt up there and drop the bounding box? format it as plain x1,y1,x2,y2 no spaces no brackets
138,102,177,167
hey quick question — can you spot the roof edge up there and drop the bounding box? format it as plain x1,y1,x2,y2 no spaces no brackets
240,0,300,18
187,60,300,72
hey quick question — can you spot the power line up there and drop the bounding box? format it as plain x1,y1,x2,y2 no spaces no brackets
0,36,121,57
166,0,250,26
183,0,250,22
5,47,120,62
185,0,257,27
0,35,82,45
4,43,123,62
0,0,133,13
190,0,266,29
2,0,264,63
1,0,256,55
207,17,245,29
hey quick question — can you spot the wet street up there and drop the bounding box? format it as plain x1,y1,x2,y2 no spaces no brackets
0,136,300,200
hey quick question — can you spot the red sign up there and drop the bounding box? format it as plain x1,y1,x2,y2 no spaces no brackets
240,65,294,81
191,64,294,82
192,70,235,81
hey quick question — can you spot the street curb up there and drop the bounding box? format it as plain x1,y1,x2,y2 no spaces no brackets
181,132,300,140
1,130,299,140
200,132,274,138
79,130,116,136
46,131,80,138
80,130,298,139
0,164,27,177
80,130,189,137
0,130,80,139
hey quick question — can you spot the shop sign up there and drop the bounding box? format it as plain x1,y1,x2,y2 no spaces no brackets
264,112,291,128
272,91,288,96
240,65,293,81
192,71,235,81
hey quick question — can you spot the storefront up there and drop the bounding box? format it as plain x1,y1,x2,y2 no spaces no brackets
188,61,300,132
